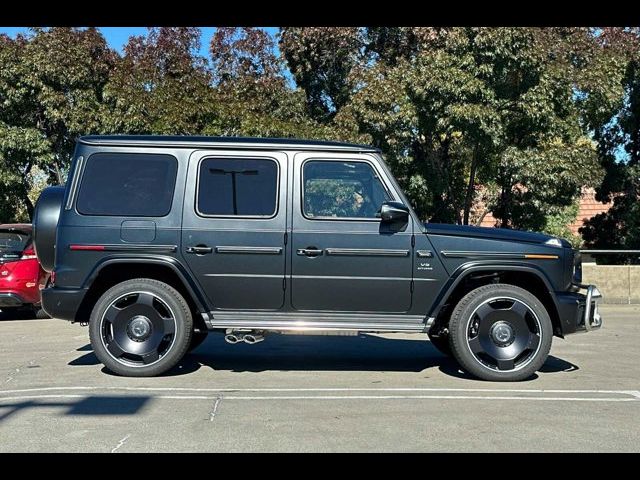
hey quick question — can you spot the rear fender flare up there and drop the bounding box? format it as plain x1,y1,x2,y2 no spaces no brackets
82,255,209,312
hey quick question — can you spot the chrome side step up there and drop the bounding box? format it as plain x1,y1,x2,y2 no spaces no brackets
204,311,430,333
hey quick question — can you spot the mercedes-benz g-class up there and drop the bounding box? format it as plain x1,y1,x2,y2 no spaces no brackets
33,135,602,381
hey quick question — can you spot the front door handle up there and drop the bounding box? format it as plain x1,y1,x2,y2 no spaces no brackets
297,247,324,257
186,245,213,254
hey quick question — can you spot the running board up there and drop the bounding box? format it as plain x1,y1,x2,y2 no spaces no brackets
203,311,431,333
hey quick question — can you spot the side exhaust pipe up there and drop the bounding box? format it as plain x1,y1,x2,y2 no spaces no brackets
224,333,244,344
243,334,264,345
224,330,265,345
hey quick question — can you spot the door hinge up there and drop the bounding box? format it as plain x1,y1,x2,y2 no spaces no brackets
410,279,414,293
283,277,287,291
411,234,415,248
284,232,288,245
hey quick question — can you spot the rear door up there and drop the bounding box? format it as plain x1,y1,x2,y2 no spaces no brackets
181,150,288,310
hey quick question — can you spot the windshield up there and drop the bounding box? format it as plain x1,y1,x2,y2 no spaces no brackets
0,230,30,252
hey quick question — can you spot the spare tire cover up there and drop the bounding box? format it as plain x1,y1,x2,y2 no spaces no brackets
32,186,65,272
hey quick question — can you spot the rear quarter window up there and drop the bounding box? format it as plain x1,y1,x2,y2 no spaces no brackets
76,153,178,217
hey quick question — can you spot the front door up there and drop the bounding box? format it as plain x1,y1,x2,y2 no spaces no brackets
181,150,287,310
291,153,413,313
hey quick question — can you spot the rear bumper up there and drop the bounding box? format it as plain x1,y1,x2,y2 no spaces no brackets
0,292,27,308
41,286,86,321
555,284,603,335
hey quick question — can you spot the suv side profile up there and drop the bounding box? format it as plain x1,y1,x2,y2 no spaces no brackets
33,135,602,381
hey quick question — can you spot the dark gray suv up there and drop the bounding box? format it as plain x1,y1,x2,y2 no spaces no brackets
33,135,602,381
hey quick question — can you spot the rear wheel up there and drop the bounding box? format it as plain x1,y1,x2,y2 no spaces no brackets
448,283,552,382
89,278,192,377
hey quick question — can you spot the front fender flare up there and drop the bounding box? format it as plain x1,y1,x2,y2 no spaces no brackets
428,261,559,320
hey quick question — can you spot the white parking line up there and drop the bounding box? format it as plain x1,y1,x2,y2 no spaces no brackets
0,394,637,403
110,434,130,454
1,386,639,397
0,387,638,403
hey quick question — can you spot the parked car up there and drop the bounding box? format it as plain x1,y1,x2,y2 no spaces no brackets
0,224,49,318
33,135,602,380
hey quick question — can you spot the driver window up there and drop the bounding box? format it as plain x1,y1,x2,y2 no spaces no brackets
303,160,391,219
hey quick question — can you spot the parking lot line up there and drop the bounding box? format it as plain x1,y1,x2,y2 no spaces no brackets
1,386,639,396
0,394,637,403
0,388,638,403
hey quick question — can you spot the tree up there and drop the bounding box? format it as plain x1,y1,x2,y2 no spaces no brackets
103,27,214,135
280,27,363,123
0,28,115,221
340,28,604,237
581,28,640,262
207,27,340,139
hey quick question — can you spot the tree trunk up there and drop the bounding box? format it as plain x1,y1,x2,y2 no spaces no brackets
21,163,34,221
463,144,479,225
23,192,35,222
476,209,490,226
55,162,64,185
500,182,511,228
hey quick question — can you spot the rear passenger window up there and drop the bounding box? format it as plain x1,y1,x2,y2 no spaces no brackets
76,153,178,217
197,158,278,217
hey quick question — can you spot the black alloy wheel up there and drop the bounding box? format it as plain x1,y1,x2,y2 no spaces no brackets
89,278,192,377
448,283,553,382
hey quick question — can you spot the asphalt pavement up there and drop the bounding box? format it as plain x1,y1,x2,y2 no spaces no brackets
0,305,639,452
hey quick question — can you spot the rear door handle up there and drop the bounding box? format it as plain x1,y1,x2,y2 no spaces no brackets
297,248,324,257
186,245,213,254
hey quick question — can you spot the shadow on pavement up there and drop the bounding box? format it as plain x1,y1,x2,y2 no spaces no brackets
68,333,578,381
0,309,39,321
0,396,150,422
539,355,579,373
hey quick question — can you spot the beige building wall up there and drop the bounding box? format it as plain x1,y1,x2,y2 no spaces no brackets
582,264,640,304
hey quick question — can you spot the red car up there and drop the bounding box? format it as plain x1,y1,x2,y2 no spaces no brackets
0,224,49,318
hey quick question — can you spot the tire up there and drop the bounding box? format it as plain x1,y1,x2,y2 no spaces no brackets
188,330,208,352
35,308,50,319
427,331,452,357
448,283,553,382
89,278,193,377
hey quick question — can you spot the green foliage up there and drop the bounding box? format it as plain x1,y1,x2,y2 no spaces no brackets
103,27,213,135
581,31,640,263
342,28,606,231
0,27,114,220
280,27,363,123
540,200,582,247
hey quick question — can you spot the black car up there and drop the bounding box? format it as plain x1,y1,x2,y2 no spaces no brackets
33,135,602,381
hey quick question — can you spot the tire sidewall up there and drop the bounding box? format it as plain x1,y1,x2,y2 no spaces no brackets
89,278,193,377
449,284,553,382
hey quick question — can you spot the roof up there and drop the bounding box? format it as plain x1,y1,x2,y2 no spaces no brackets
79,135,380,153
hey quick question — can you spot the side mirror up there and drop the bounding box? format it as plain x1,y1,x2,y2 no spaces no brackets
378,201,410,224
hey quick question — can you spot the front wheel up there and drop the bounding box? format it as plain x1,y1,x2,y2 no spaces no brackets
89,278,193,377
448,284,553,382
